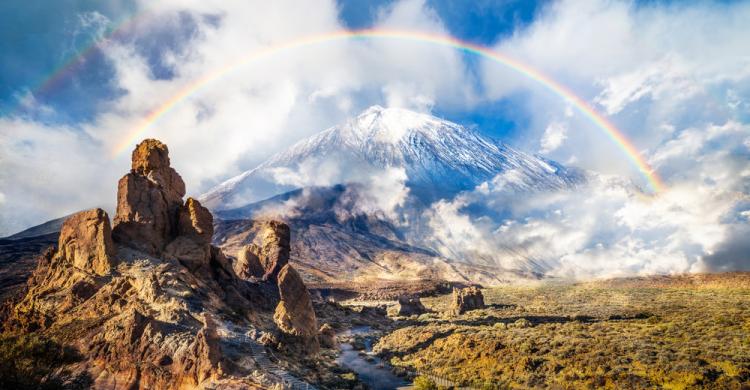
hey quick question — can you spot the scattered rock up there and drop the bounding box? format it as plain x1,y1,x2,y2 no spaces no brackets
274,264,319,353
58,208,117,276
318,323,336,348
393,295,427,316
450,286,485,315
234,244,265,279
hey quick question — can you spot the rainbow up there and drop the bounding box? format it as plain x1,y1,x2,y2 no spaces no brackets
19,11,151,105
109,29,665,193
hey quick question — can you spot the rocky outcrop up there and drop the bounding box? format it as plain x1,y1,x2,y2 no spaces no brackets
58,208,117,276
177,197,213,243
112,139,185,255
2,138,324,389
165,198,214,272
393,295,427,316
450,286,485,315
318,323,336,349
257,221,290,281
234,244,264,279
274,264,319,353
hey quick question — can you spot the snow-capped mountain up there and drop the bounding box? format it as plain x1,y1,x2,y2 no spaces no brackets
200,105,587,210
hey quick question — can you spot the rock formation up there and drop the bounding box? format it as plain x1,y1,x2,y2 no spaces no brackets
393,295,427,316
234,243,265,279
58,208,117,276
257,221,290,282
450,286,485,315
112,139,185,255
2,139,322,389
165,197,214,272
273,263,319,353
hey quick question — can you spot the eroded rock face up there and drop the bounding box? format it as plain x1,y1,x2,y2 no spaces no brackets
113,139,185,255
394,295,427,316
258,221,290,281
235,244,264,279
450,286,485,315
58,208,117,276
274,264,319,353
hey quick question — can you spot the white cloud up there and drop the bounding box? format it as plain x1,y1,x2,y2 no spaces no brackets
480,0,750,181
423,118,750,279
538,121,568,154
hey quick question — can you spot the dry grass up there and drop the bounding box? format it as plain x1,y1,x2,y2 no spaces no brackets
374,275,750,389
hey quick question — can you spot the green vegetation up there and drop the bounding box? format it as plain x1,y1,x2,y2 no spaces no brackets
413,375,438,390
0,333,88,389
375,281,750,389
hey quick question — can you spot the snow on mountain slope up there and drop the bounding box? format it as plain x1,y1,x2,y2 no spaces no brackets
200,106,587,210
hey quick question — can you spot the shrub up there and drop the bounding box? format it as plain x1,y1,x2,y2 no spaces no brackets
0,333,86,389
413,375,438,390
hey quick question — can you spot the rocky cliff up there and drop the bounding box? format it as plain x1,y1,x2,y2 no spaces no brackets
2,139,320,389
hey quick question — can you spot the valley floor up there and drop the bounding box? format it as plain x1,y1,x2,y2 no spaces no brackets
371,273,750,389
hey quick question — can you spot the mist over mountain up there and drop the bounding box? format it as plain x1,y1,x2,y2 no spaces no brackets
200,106,591,281
200,106,587,211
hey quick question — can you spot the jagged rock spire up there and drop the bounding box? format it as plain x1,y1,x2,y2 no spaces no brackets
112,139,186,254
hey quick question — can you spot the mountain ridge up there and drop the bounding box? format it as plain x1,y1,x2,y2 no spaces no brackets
200,106,587,210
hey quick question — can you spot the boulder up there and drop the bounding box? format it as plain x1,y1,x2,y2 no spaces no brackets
234,244,264,279
273,264,319,353
58,208,117,276
318,323,336,348
393,295,427,316
113,139,185,255
257,221,290,281
450,286,485,315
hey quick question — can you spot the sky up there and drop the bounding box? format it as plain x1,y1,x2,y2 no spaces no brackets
0,0,748,277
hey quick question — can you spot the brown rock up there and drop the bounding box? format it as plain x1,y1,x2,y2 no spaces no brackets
450,286,485,315
393,295,427,316
258,221,290,281
318,323,336,349
234,244,264,279
185,314,222,384
273,264,319,353
58,208,117,276
177,198,213,244
164,237,211,272
113,139,185,255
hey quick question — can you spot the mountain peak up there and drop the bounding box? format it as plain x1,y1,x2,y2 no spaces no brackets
200,106,587,210
348,105,446,144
